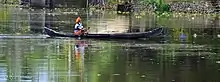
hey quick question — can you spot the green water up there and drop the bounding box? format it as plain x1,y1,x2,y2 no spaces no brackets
0,5,220,82
0,38,219,82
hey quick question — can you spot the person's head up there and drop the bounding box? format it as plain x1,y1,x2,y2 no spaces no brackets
75,17,81,23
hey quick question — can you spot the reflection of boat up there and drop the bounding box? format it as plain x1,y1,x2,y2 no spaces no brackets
44,27,163,39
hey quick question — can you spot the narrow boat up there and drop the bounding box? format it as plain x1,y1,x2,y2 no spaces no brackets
44,27,163,39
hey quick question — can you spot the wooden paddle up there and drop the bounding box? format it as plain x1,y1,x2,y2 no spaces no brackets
83,27,90,35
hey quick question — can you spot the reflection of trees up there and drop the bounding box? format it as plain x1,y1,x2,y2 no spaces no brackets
156,13,220,42
204,15,219,38
7,39,24,81
0,6,30,34
29,9,46,33
85,41,116,82
84,40,219,82
0,7,11,33
159,43,220,82
123,47,160,82
1,38,220,82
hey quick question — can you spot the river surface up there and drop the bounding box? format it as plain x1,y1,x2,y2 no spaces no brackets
0,5,220,82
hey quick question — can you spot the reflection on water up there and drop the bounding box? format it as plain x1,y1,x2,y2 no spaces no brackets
0,39,219,82
1,4,220,82
1,6,220,36
1,4,220,35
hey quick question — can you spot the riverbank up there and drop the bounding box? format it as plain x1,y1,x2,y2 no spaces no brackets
90,1,219,14
1,0,218,14
168,1,218,13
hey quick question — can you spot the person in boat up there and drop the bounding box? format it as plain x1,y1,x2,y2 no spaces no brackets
74,17,85,36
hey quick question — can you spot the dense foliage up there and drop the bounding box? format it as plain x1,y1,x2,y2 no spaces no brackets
140,0,170,13
1,0,19,4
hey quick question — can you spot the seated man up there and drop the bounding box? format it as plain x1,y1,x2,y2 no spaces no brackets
74,17,84,36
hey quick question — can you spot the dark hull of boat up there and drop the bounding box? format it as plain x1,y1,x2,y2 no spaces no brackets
44,27,163,39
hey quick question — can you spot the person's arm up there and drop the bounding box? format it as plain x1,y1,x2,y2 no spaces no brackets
74,24,78,29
